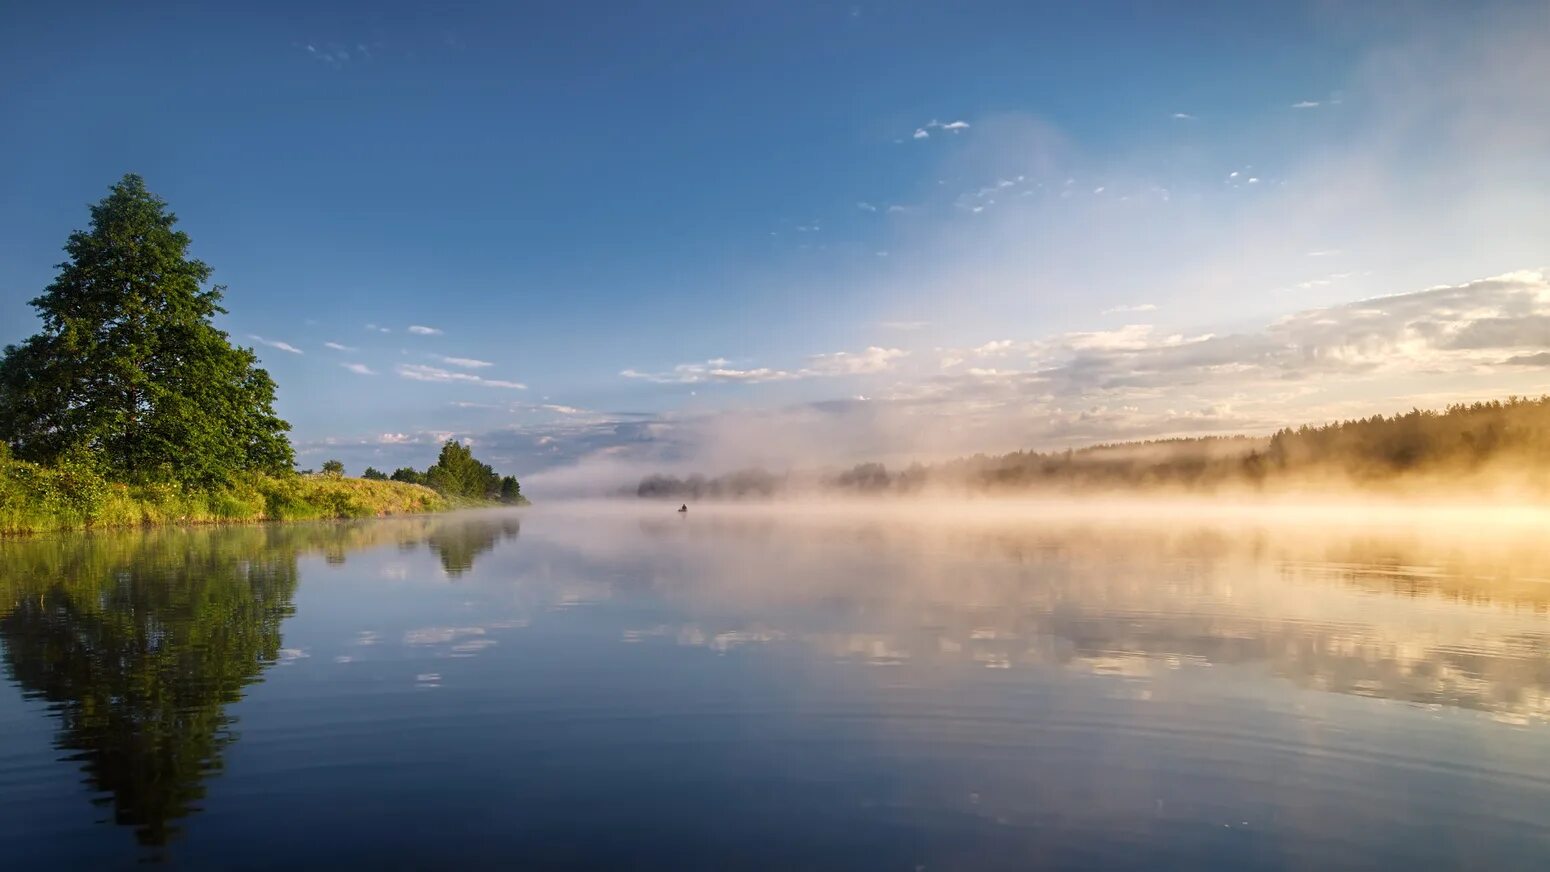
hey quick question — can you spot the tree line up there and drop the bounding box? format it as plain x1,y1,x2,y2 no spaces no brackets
637,397,1550,498
363,440,523,504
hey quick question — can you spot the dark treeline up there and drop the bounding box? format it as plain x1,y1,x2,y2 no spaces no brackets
637,397,1550,499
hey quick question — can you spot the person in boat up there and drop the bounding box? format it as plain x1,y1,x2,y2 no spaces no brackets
678,504,688,513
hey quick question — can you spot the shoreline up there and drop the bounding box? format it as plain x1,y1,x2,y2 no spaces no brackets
0,470,523,537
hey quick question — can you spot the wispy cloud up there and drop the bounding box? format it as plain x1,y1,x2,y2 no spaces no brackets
324,341,358,352
1101,303,1158,315
396,363,526,389
342,362,377,375
432,355,493,369
856,201,878,212
1171,112,1196,120
248,335,303,355
622,360,801,384
807,347,906,376
365,323,391,334
528,271,1550,489
408,325,444,336
298,40,382,68
910,119,971,140
1291,100,1322,109
622,347,906,384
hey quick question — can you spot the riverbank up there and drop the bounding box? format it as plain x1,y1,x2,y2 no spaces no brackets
0,456,477,535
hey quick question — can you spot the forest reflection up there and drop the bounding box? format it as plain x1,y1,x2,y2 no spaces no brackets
0,514,520,848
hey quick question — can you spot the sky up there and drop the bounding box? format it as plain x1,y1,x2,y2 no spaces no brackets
2,1,1548,494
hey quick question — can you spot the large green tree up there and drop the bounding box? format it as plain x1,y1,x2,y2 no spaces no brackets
0,174,293,483
425,438,500,499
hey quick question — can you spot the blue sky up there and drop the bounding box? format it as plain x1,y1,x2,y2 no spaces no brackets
3,1,1548,492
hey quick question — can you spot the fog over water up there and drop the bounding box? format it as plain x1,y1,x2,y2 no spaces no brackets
3,504,1549,867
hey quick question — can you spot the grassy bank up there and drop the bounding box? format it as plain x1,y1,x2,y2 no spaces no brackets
0,455,461,536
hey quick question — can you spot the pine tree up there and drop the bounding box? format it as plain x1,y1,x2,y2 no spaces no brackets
0,175,293,483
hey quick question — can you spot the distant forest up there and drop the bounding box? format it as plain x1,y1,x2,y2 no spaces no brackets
636,397,1550,499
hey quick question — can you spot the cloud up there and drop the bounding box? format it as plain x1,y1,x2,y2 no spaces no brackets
365,323,391,333
856,201,878,212
396,363,526,389
1101,303,1158,315
408,325,444,335
433,355,494,369
807,347,907,376
1291,100,1321,109
622,361,801,384
247,335,303,355
1501,352,1550,368
341,362,377,375
1171,112,1195,120
622,347,907,384
324,341,358,352
912,119,972,140
518,270,1550,494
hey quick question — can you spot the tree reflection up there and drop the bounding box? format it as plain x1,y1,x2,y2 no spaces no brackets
0,527,299,847
0,515,525,848
426,516,521,576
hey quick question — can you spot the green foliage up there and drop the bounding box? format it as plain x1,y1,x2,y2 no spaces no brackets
0,174,293,485
0,452,450,535
361,466,387,480
390,466,427,486
388,440,526,503
320,459,345,476
499,475,523,504
425,439,499,499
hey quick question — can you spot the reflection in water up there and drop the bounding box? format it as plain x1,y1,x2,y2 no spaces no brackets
0,528,300,847
0,514,517,850
2,506,1549,866
425,516,522,576
608,512,1550,724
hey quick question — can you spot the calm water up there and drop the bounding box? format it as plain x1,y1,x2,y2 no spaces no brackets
2,505,1549,869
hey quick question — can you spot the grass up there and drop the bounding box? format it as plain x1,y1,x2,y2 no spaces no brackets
0,456,463,536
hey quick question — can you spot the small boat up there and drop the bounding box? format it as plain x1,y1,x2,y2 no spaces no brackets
677,504,688,513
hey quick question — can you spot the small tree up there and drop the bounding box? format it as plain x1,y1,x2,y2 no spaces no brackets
499,475,523,503
320,459,345,477
361,467,387,481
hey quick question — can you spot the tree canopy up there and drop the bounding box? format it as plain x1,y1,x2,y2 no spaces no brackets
0,174,293,484
387,440,524,503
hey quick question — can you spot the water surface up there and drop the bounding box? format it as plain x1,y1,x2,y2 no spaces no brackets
2,506,1549,869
